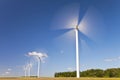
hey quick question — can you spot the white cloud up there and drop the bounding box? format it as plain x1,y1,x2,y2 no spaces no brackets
28,51,48,62
104,57,118,62
8,68,12,71
5,71,10,74
67,67,73,71
81,64,86,67
104,59,114,62
28,51,48,58
118,56,120,59
1,68,12,76
2,74,5,76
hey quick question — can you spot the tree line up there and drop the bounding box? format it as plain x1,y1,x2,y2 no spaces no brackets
55,68,120,77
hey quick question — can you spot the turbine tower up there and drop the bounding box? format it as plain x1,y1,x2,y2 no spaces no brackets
23,65,27,77
36,53,47,78
37,57,41,78
75,25,80,78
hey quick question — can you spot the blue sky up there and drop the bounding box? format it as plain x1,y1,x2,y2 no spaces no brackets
0,0,120,77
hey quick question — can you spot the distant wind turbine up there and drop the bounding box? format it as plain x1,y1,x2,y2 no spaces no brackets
23,65,27,77
28,51,48,78
23,62,32,77
28,63,32,77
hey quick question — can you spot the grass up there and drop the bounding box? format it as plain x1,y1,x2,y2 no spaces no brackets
0,77,120,80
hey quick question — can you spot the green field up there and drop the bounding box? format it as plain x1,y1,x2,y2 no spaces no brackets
0,77,120,80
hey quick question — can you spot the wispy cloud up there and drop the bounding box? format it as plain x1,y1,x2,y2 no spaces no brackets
2,71,10,76
104,56,120,62
104,59,116,62
5,71,10,74
1,74,5,76
67,67,73,71
8,68,12,71
2,68,12,76
118,56,120,59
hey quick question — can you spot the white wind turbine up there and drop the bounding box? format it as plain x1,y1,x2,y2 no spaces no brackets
27,62,32,77
23,65,27,77
53,5,81,78
28,51,48,78
23,62,32,77
52,4,103,78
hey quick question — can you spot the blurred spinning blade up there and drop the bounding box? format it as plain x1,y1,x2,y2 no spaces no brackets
52,3,80,30
78,6,105,42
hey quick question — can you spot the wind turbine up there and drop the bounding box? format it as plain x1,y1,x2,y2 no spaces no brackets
28,51,48,78
27,62,32,77
53,6,81,78
36,55,42,78
36,53,48,78
23,65,27,77
52,4,101,78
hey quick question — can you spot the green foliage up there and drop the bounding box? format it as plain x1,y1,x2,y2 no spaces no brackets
55,71,76,77
54,68,120,77
80,69,104,77
81,68,120,77
104,68,120,77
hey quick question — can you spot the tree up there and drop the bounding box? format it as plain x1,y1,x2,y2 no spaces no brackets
54,68,120,78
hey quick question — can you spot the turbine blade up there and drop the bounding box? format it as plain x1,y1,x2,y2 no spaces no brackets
51,28,74,38
78,30,96,48
51,3,80,30
54,29,75,44
78,6,105,43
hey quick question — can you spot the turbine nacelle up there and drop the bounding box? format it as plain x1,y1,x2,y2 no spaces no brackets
75,25,79,30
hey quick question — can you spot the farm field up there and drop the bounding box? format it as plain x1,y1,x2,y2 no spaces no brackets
0,77,120,80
